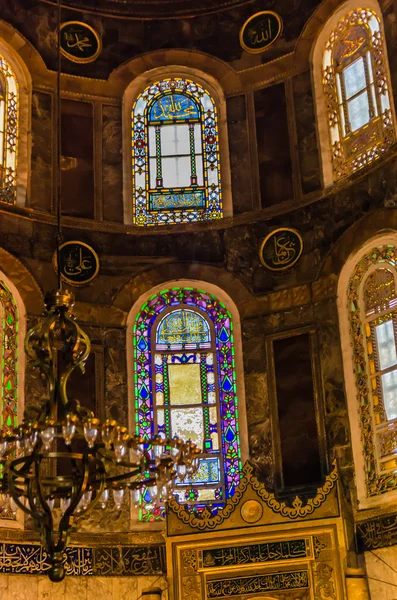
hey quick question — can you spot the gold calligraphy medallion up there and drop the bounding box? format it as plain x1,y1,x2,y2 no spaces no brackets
240,11,283,54
259,228,303,271
60,22,101,64
53,240,100,286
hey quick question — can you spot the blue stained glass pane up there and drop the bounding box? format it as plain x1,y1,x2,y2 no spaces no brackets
139,384,149,400
178,457,221,485
219,326,229,342
149,190,206,211
149,93,200,122
222,376,233,392
225,426,235,443
138,336,148,351
156,309,210,346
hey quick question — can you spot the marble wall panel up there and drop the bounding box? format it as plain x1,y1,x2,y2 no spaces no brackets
226,95,253,215
292,71,321,194
0,574,165,600
102,106,123,224
30,92,52,213
365,546,397,599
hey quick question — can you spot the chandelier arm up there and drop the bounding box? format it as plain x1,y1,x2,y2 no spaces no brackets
7,453,42,517
73,457,107,519
58,316,91,412
24,314,59,417
96,447,149,471
26,472,45,522
62,450,90,522
35,454,53,525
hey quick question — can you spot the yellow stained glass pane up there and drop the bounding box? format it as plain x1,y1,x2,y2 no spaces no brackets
169,363,201,405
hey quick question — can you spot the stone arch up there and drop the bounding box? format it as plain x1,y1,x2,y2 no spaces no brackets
113,263,252,321
0,247,43,316
122,63,233,225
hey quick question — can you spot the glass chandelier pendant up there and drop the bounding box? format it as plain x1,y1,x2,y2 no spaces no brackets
0,289,200,582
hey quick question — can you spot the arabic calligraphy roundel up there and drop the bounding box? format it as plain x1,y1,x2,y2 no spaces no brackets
53,241,100,286
259,228,303,272
60,22,101,64
240,11,283,54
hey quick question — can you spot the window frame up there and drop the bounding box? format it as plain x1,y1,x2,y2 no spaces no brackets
131,77,223,227
132,286,243,522
0,52,18,203
312,2,396,187
339,242,397,507
151,304,226,505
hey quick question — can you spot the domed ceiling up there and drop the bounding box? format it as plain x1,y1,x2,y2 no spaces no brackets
42,0,257,18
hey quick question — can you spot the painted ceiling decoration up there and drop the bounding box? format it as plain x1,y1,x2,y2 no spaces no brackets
40,0,257,18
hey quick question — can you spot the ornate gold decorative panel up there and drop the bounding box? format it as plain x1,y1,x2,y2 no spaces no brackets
166,462,350,599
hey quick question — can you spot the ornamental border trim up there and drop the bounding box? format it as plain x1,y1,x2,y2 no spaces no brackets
167,460,338,531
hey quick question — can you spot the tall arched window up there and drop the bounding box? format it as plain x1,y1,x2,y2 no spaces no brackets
318,7,395,182
0,279,19,432
0,52,18,203
339,240,397,507
133,287,242,522
132,78,222,227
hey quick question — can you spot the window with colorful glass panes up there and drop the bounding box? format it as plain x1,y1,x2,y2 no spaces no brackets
0,53,18,203
363,269,397,423
0,279,19,432
322,9,395,180
132,78,222,226
133,288,242,522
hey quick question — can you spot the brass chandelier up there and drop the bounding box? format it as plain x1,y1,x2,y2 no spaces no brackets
0,0,200,584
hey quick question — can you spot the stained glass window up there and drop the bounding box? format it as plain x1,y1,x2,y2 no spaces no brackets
0,53,18,203
133,287,242,521
322,10,395,180
132,78,222,226
347,250,397,499
0,280,18,431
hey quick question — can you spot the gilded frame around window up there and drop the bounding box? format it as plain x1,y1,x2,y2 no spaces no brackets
322,8,395,180
348,245,397,497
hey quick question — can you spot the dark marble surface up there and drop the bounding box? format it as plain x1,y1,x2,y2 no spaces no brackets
0,0,321,77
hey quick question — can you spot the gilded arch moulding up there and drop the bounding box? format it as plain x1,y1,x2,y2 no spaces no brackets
310,0,395,187
337,232,397,508
0,21,34,207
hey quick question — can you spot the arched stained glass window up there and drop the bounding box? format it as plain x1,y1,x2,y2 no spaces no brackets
0,280,19,432
0,53,18,203
133,288,242,521
322,9,395,180
346,245,397,500
132,78,222,226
